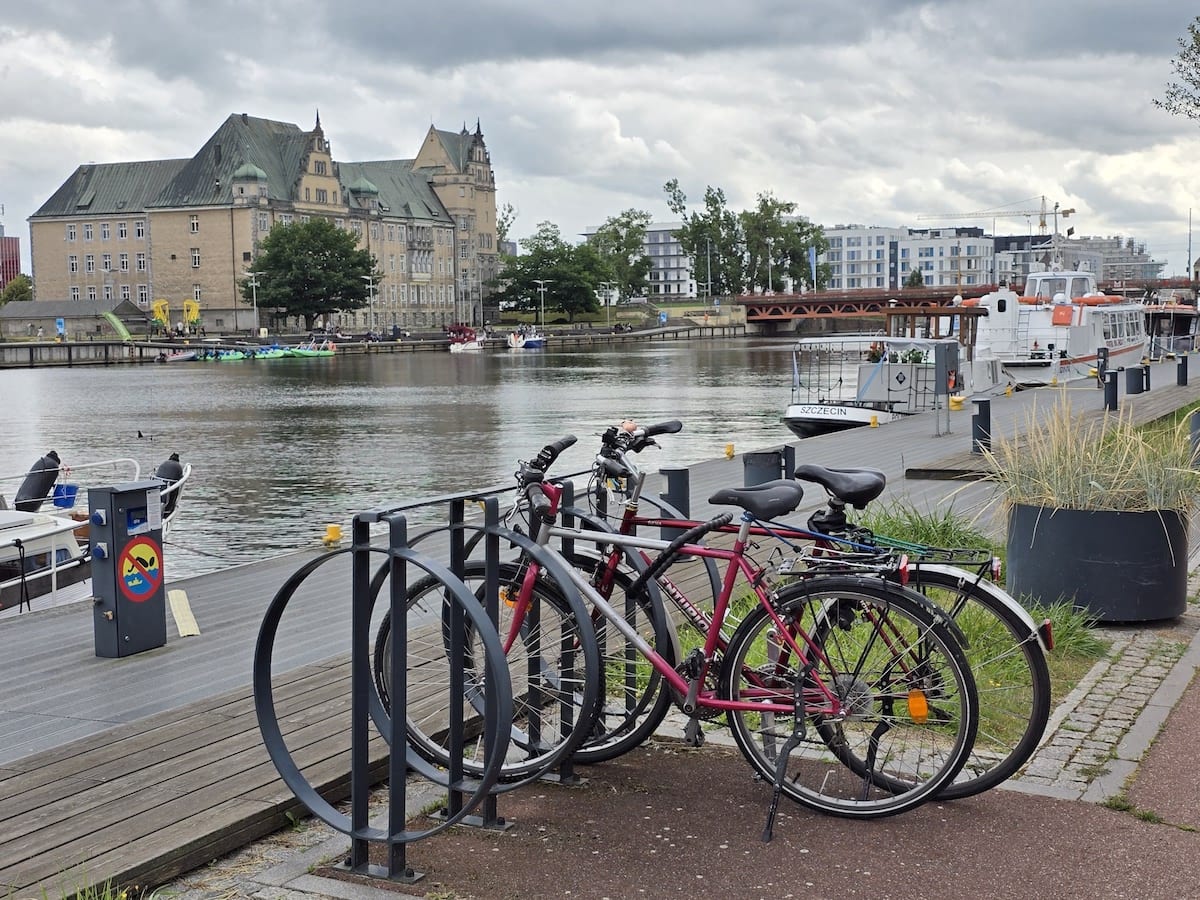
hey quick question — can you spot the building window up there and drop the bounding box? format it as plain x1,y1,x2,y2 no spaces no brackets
121,285,130,301
101,222,110,240
117,221,127,239
460,243,469,259
398,225,406,241
136,252,146,272
314,160,326,175
135,220,145,238
87,286,97,300
85,254,95,273
68,255,78,273
193,283,202,301
101,253,112,271
70,286,80,301
138,284,149,303
258,212,268,231
335,218,344,229
119,253,129,272
190,215,199,233
66,224,76,241
190,248,201,268
280,213,292,225
103,284,113,301
387,224,395,242
458,215,468,232
84,223,94,241
316,188,328,203
352,221,363,237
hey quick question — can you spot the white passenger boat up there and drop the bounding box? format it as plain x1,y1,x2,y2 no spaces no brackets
967,269,1147,387
0,452,191,613
782,333,1006,439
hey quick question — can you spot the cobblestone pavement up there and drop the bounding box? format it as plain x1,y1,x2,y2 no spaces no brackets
156,601,1200,899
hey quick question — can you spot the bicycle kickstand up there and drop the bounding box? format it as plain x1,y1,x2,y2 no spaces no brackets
762,663,811,843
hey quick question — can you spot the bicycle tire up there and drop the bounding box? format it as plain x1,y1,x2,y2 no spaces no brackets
374,560,602,784
721,575,978,818
902,566,1051,799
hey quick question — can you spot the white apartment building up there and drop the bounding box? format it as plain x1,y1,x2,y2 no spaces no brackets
822,225,995,290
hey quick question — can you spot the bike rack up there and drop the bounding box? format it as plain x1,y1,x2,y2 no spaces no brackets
254,477,600,884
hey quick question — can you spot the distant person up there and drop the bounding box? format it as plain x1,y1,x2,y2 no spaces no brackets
37,326,44,338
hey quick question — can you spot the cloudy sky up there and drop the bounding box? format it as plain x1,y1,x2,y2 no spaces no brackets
2,1,1199,276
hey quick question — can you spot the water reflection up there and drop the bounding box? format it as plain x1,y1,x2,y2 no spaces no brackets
0,338,796,576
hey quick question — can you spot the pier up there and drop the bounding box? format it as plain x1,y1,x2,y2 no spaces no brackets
0,354,1197,895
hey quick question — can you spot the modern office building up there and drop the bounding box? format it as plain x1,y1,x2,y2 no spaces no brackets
821,225,995,291
28,113,497,333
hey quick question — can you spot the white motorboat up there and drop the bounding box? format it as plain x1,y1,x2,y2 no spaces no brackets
506,327,546,350
0,452,192,613
448,323,484,352
968,269,1147,387
782,333,1007,439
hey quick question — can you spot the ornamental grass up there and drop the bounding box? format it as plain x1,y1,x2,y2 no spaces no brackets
982,394,1200,513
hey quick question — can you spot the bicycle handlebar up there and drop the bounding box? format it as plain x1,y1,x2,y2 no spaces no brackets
517,434,578,486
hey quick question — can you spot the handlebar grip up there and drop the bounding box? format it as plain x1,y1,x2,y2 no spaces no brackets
626,512,735,599
643,419,683,438
535,434,577,470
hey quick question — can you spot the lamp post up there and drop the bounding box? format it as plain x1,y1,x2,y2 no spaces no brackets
361,274,377,332
705,236,713,305
599,280,616,329
766,238,774,293
244,270,260,335
533,278,553,330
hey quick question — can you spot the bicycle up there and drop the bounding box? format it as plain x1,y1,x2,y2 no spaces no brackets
576,420,1051,800
380,434,981,829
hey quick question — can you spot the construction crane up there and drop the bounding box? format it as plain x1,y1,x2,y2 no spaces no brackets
917,195,1075,235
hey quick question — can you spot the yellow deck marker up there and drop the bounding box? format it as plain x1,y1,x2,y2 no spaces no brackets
168,589,201,637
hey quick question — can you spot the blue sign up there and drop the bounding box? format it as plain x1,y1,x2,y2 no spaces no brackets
659,311,668,325
714,298,720,308
55,317,65,335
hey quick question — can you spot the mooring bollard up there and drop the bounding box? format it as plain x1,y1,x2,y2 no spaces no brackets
1178,354,1189,387
970,396,991,454
1103,370,1119,410
659,467,691,541
1125,366,1143,395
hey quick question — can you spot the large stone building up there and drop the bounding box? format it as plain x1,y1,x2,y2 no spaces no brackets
28,113,497,333
0,224,19,291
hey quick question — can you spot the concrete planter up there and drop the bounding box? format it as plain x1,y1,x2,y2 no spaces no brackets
1005,504,1188,623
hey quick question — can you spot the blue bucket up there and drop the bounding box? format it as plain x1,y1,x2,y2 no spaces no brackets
52,483,79,508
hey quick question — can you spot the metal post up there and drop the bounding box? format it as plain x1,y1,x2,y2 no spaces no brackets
1096,347,1108,378
1142,364,1151,393
1192,409,1200,459
1125,366,1143,395
782,444,796,480
970,397,991,454
1103,370,1119,410
1179,354,1189,387
659,467,690,541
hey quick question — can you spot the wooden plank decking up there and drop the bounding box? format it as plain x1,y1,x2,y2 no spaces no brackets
1,355,1197,897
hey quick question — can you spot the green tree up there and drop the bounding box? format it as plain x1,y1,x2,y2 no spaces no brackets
665,179,745,296
1155,16,1200,118
905,266,926,288
0,274,32,306
496,202,517,248
588,208,652,300
494,221,606,323
738,191,828,293
242,218,377,330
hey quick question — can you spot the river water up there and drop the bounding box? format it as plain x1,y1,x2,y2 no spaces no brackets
0,337,798,577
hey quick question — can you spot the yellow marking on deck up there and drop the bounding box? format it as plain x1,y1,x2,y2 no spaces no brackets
168,589,200,637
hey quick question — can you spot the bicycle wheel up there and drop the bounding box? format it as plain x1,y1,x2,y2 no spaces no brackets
375,560,601,783
721,576,978,818
558,552,676,764
904,566,1051,799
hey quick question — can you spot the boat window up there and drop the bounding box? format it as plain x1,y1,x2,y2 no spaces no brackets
1069,277,1090,299
997,297,1007,312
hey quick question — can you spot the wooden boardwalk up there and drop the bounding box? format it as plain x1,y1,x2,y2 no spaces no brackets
1,356,1197,897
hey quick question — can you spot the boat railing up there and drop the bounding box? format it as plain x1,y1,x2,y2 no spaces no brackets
0,514,91,611
0,457,142,505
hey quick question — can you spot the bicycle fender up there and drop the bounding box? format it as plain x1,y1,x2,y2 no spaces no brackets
916,563,1049,653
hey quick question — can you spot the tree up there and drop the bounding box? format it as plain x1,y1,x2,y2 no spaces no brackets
493,220,606,323
242,218,377,330
0,274,32,306
664,179,745,296
496,202,517,249
738,192,828,294
588,208,652,300
1155,16,1200,119
905,266,926,288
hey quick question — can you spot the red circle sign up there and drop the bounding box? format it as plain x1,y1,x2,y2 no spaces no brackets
118,536,163,603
